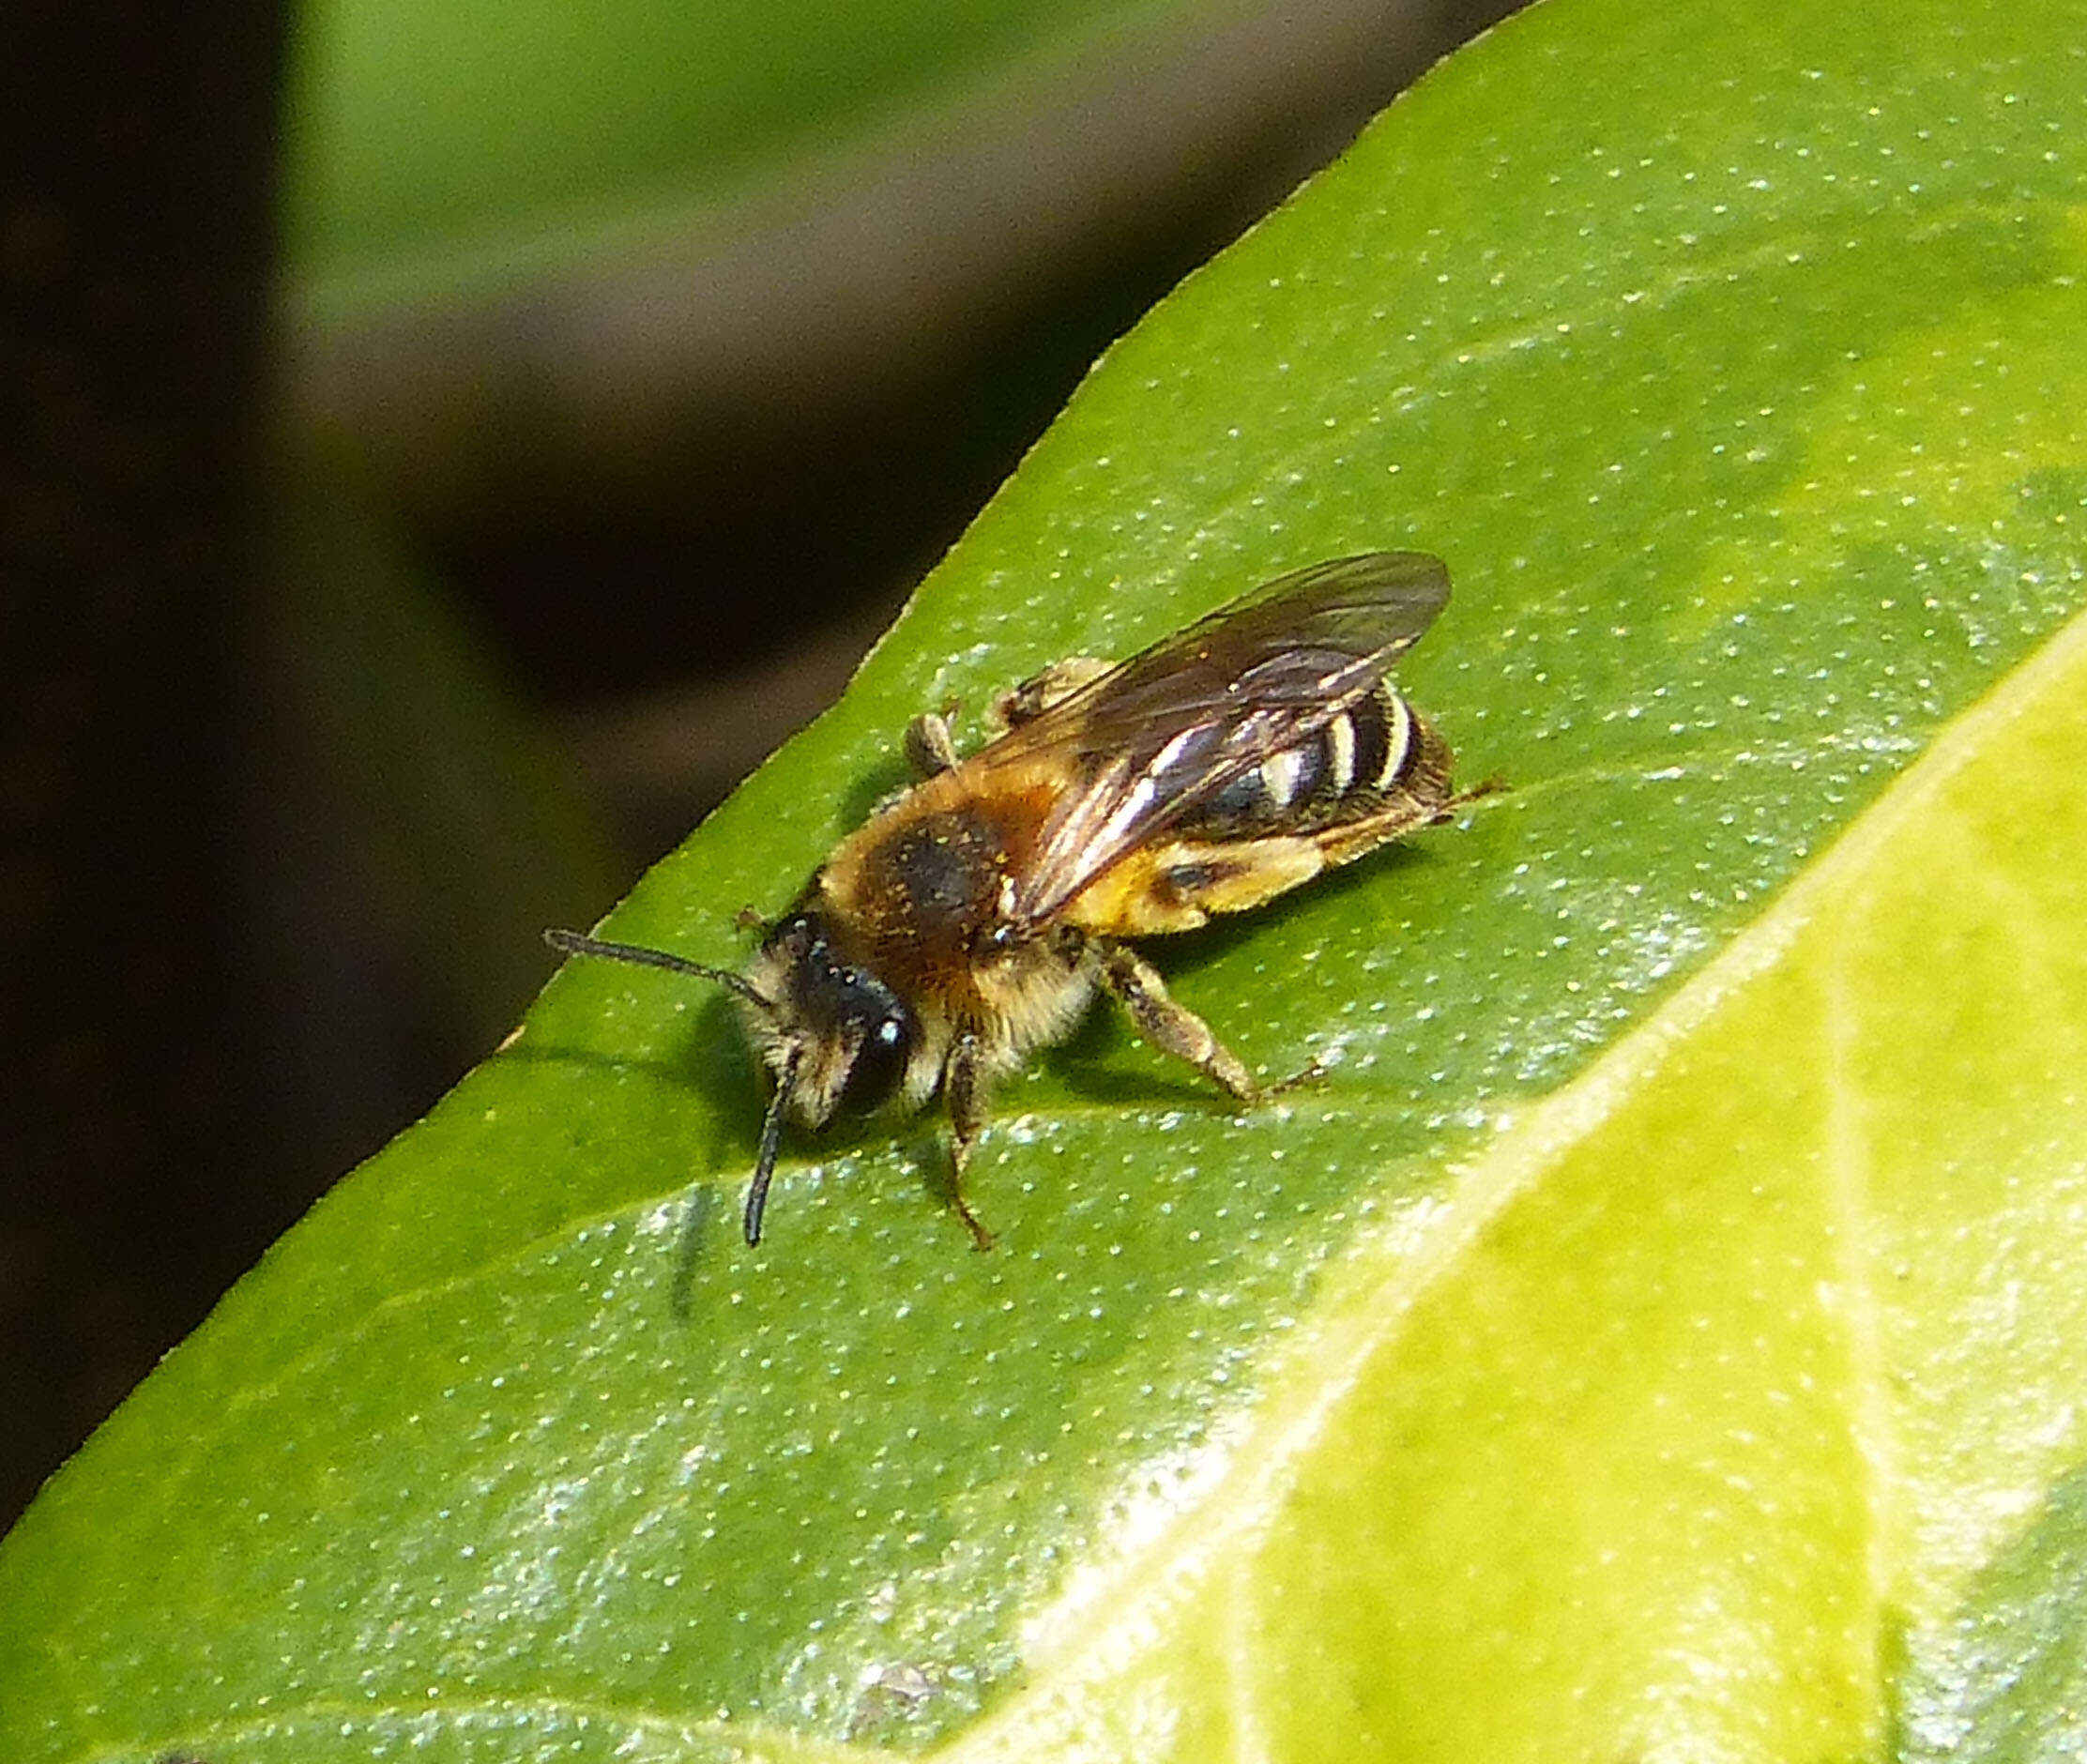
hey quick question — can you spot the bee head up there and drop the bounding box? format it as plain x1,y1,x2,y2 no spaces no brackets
748,912,919,1124
544,917,916,1248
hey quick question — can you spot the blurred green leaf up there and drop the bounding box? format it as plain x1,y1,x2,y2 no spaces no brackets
9,0,2087,1759
282,0,1234,283
263,482,624,1044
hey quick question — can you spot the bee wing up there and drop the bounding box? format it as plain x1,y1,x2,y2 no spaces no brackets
975,552,1451,928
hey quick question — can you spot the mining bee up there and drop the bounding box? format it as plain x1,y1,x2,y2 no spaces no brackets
549,552,1480,1249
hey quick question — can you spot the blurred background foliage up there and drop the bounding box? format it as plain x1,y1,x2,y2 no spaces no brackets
1,0,1518,1530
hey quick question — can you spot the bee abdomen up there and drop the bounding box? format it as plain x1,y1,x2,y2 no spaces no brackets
1181,682,1420,837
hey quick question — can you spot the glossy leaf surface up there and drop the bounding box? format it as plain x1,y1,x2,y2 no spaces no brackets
8,0,2087,1758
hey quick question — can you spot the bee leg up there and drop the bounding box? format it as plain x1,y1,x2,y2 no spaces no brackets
1259,1056,1330,1099
992,656,1113,730
1097,943,1259,1105
1434,771,1511,821
903,711,961,780
942,1031,998,1251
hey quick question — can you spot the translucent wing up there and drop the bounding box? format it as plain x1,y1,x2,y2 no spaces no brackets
973,552,1451,927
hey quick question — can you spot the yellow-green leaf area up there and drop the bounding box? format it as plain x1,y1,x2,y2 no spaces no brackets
8,0,2087,1758
950,615,2087,1761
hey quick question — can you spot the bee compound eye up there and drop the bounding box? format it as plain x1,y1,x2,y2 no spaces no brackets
837,1010,914,1116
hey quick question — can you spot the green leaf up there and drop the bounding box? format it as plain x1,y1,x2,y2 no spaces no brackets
263,481,624,1046
282,0,1232,293
9,0,2087,1758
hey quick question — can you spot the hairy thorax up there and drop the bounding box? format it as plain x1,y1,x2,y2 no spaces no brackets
811,766,1098,1070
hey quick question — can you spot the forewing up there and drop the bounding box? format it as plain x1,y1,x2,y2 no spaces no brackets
977,552,1451,926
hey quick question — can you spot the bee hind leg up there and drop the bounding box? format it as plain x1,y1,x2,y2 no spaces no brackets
940,1031,998,1251
1097,943,1259,1105
1432,771,1511,822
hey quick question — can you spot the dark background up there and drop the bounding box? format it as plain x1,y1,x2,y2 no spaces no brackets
1,0,1516,1530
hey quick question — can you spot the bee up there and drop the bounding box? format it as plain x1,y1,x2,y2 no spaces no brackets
549,552,1479,1249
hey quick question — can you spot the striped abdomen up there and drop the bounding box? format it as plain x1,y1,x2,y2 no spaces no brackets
1179,681,1436,839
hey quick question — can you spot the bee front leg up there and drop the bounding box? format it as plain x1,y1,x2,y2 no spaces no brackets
1097,943,1259,1105
993,657,1113,730
903,711,961,780
941,1030,998,1251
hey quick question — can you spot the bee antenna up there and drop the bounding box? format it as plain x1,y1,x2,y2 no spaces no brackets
742,1042,801,1246
544,927,774,1012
